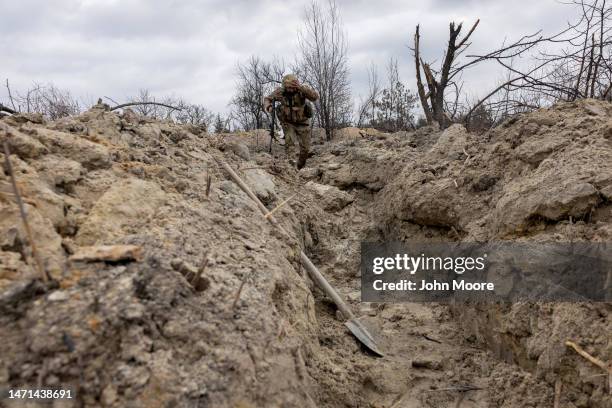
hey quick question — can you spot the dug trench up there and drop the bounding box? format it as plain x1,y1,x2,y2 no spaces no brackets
0,99,610,407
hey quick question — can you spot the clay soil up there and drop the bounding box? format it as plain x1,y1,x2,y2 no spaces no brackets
1,99,610,407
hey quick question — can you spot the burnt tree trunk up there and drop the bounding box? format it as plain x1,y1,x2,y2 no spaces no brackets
414,25,433,125
414,19,479,129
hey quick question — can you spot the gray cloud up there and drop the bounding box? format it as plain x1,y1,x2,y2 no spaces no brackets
0,0,577,116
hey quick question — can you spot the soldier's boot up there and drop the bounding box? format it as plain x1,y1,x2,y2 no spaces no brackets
297,150,308,169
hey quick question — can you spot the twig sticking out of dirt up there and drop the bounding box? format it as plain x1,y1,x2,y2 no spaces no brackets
192,257,209,292
264,194,297,220
2,141,48,282
554,379,562,408
171,258,209,293
462,147,471,163
205,171,212,197
565,340,612,394
232,278,247,310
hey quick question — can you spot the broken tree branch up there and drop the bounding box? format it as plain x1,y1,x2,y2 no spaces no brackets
565,340,612,394
5,79,17,112
109,101,182,112
0,103,17,114
414,25,433,124
565,340,609,371
456,19,480,49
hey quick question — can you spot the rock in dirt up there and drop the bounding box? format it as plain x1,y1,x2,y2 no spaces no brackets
515,135,569,165
69,245,143,263
76,179,166,245
228,140,251,161
33,155,85,190
33,127,112,170
299,166,321,181
0,123,48,158
411,357,442,370
305,181,354,211
243,168,276,204
429,123,469,160
0,204,64,280
2,113,45,126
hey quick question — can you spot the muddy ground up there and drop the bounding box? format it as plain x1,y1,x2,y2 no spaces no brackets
0,99,610,407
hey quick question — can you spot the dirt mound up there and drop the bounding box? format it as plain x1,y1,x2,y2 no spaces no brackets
1,106,321,407
378,99,612,241
0,100,610,407
373,99,612,407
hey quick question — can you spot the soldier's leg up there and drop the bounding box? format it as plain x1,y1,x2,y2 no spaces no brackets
296,124,311,169
282,123,296,157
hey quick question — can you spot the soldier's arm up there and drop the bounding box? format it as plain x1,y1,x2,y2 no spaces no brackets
299,85,319,101
263,87,283,111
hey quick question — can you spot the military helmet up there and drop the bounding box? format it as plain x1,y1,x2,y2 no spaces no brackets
282,74,299,87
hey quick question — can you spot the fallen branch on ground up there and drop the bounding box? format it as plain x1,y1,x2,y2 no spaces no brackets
565,340,612,394
0,103,17,114
566,341,610,371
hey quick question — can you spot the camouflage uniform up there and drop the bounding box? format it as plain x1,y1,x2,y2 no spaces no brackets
264,74,319,169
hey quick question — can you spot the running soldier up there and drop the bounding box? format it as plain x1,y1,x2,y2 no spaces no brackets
264,74,319,169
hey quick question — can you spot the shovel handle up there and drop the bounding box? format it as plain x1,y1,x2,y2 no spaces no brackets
216,158,355,320
299,251,355,320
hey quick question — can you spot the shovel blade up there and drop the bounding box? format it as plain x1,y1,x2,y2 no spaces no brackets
345,318,384,357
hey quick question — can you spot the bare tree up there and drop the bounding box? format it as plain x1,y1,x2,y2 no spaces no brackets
356,62,381,127
4,82,81,119
410,0,612,130
414,20,480,128
462,0,612,124
174,100,214,131
298,0,352,140
230,56,286,131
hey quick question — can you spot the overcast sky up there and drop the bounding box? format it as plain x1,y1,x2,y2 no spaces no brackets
1,0,577,117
